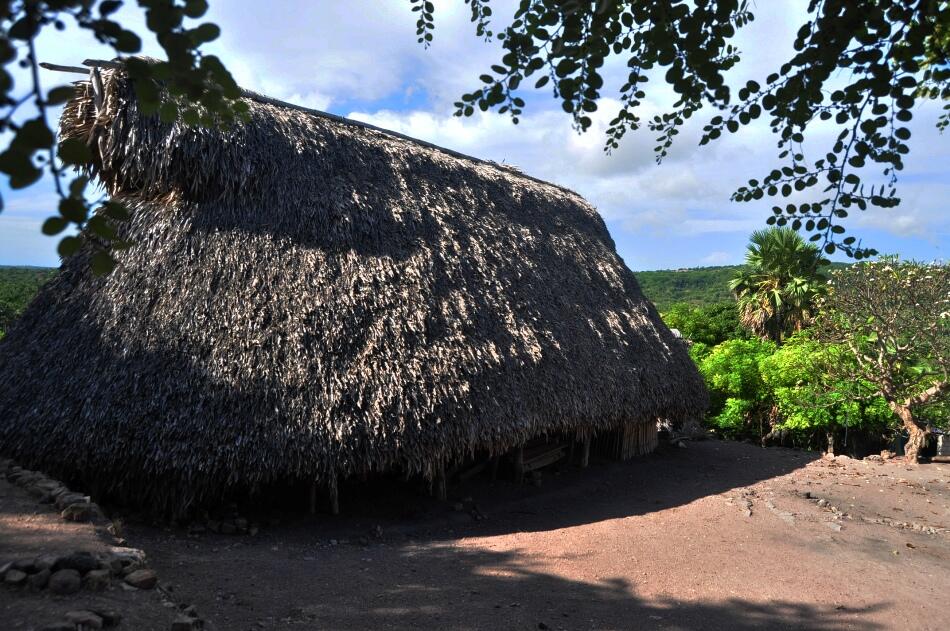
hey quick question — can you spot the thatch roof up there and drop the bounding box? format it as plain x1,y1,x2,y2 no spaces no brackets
0,67,706,514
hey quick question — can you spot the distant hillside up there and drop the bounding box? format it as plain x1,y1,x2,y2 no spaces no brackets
635,262,849,312
0,266,56,335
635,266,741,312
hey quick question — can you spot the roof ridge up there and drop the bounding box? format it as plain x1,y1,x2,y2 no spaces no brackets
239,88,581,198
46,58,582,198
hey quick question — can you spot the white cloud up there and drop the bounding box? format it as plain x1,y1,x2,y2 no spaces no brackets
2,0,947,269
702,251,736,265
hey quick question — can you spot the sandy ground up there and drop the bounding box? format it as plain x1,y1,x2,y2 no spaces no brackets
4,439,950,630
0,473,180,629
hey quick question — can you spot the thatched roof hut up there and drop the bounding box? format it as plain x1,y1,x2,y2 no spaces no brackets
0,66,706,514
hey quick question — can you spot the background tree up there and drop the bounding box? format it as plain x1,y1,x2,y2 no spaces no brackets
697,337,775,439
436,0,949,257
729,227,829,343
661,301,744,347
759,333,892,453
818,258,950,462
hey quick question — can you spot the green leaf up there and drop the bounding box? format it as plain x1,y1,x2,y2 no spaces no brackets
90,251,117,276
192,23,221,43
58,197,88,222
102,201,131,221
42,217,68,235
58,138,93,165
47,86,76,105
17,119,55,149
57,236,82,258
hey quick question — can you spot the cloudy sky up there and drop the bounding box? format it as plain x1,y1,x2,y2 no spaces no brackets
0,0,946,270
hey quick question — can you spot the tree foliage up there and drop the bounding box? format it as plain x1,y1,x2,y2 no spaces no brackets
759,334,891,439
730,227,829,343
661,301,744,346
818,258,950,461
436,0,950,257
0,1,244,274
698,337,774,436
0,265,55,334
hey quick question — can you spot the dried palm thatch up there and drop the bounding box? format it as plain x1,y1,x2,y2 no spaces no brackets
0,66,707,515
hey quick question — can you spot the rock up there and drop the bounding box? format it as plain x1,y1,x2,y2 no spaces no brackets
106,557,124,576
817,499,829,508
0,561,11,575
55,492,90,510
55,551,100,574
110,546,147,561
84,568,111,591
182,605,199,618
826,522,843,532
48,569,82,595
62,502,98,522
234,517,249,531
28,568,51,590
124,568,158,590
171,615,200,631
34,553,61,571
65,610,104,629
12,558,37,573
4,569,27,586
39,623,74,631
219,521,237,535
206,520,221,533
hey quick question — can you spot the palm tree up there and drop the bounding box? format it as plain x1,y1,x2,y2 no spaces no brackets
729,228,829,343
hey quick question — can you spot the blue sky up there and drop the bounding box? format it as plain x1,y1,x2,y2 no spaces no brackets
0,0,946,270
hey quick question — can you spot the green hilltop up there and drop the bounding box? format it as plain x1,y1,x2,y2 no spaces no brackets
634,266,740,312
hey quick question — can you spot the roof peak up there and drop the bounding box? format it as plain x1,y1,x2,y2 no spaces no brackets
42,57,579,197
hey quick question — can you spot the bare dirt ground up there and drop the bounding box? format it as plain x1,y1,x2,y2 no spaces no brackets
0,473,180,629
4,439,950,630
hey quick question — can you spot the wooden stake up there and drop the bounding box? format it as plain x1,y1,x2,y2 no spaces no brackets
329,485,339,516
580,437,591,469
434,466,447,501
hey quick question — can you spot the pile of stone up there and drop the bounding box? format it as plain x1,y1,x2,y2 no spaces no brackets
1,459,102,523
0,548,156,595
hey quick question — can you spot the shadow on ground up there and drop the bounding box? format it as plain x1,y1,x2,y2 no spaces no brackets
140,524,888,631
249,439,819,540
125,442,896,630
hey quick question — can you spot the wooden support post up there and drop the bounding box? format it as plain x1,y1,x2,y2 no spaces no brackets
489,455,500,481
434,466,447,501
568,439,576,465
329,485,340,516
514,446,525,484
580,437,591,469
309,482,317,515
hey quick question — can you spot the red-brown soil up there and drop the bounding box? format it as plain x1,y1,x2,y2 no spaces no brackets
4,439,950,630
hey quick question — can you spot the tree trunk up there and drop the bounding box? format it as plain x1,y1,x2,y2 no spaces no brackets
892,403,929,463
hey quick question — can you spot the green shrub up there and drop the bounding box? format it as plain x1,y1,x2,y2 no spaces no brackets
698,338,775,436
